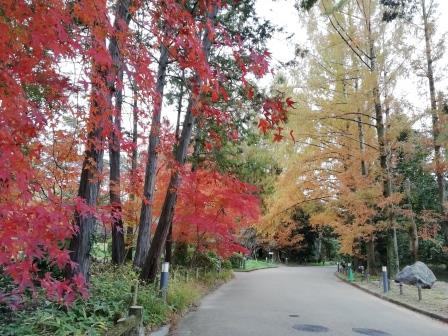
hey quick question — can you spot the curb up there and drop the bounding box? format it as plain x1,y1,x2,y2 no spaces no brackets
335,272,448,324
233,265,278,273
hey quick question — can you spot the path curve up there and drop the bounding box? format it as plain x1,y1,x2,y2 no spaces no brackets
171,266,447,336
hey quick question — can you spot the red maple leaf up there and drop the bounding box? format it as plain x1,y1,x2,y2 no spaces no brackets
286,97,296,108
258,119,270,134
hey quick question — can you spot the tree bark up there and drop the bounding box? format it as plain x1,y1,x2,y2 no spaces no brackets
357,114,377,274
110,67,125,265
366,8,399,277
164,76,185,264
405,178,419,262
140,99,196,281
69,116,104,278
134,44,169,267
140,6,217,282
126,86,139,261
69,0,132,278
366,236,377,275
357,116,367,177
109,0,133,265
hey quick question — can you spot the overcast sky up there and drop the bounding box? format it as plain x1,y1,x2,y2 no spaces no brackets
255,0,448,129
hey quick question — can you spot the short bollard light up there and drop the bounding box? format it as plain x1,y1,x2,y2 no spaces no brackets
382,266,389,293
337,262,340,272
417,283,422,301
347,263,354,282
159,262,170,300
285,257,289,265
399,282,403,295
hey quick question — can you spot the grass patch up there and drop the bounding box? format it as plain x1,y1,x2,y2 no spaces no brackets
167,268,232,313
0,264,233,336
234,259,278,272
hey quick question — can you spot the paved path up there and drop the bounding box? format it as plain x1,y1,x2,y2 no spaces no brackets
171,266,447,336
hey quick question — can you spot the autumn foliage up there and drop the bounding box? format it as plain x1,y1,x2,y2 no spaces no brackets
0,0,292,307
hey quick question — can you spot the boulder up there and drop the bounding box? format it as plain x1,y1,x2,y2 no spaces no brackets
394,261,437,289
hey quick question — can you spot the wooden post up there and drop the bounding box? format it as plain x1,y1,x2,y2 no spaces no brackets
105,285,144,336
127,306,144,336
132,280,139,306
105,306,143,336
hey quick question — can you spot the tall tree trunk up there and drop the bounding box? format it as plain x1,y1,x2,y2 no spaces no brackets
69,105,105,278
422,0,447,239
367,237,377,275
405,178,419,262
316,230,322,262
366,11,399,277
358,114,377,274
384,68,400,274
69,0,132,278
164,76,185,265
110,68,125,265
134,45,169,267
109,0,133,265
140,6,217,282
357,116,367,177
140,98,196,281
126,85,139,261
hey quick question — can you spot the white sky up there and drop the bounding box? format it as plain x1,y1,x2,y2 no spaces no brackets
255,0,448,129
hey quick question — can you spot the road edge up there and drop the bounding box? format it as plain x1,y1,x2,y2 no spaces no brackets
233,265,278,272
335,272,448,324
149,272,235,335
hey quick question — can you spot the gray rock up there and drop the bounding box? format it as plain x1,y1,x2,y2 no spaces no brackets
394,261,437,288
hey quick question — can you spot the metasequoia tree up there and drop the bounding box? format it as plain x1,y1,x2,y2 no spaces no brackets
381,0,447,239
420,0,446,238
308,0,405,276
69,0,139,278
258,0,413,275
133,8,169,267
109,0,133,265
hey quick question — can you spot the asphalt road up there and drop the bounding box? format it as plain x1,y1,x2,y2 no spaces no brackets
171,266,447,336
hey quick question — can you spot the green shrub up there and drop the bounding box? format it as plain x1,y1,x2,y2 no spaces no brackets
221,259,232,269
172,242,191,266
0,264,170,335
1,262,234,335
191,251,222,271
229,253,244,268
